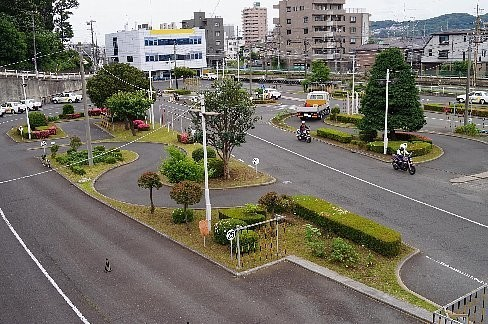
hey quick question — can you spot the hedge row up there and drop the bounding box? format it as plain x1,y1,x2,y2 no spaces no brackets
293,195,401,257
335,113,363,125
393,132,433,144
423,103,488,118
218,207,266,225
316,128,353,143
367,140,432,156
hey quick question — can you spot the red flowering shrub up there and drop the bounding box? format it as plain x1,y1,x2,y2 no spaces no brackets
133,120,144,128
137,123,150,131
88,108,102,116
177,132,189,143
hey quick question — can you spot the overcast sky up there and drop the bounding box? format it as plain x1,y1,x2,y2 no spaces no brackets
71,0,482,43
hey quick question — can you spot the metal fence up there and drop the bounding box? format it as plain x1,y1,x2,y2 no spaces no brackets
433,284,487,324
1,69,82,80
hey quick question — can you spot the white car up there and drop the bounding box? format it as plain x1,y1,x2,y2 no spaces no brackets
201,73,217,80
263,88,281,100
1,102,26,114
0,105,5,117
21,98,42,110
456,91,488,104
52,92,82,104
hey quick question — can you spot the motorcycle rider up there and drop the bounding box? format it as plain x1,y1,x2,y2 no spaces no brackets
396,143,410,166
299,120,309,135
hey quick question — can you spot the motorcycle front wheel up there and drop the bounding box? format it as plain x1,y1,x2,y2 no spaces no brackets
408,165,416,175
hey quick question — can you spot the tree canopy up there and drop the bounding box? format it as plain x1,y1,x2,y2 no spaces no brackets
138,171,162,213
87,63,151,107
190,78,259,179
301,60,330,91
105,90,152,135
358,47,425,138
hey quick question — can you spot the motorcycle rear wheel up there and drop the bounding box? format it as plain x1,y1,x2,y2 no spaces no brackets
307,137,311,143
408,165,416,175
392,162,399,170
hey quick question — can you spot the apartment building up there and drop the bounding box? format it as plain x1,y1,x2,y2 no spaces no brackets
105,27,207,79
272,0,370,72
421,30,488,76
242,2,268,45
182,12,225,68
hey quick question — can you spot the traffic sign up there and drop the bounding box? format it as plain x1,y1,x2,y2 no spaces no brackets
252,157,260,165
40,140,47,147
226,229,236,241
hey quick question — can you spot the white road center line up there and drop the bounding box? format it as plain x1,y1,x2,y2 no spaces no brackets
426,256,486,284
0,208,90,324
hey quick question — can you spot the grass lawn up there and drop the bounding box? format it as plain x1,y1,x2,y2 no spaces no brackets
50,150,437,312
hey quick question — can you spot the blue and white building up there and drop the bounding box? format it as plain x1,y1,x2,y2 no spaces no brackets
105,27,207,79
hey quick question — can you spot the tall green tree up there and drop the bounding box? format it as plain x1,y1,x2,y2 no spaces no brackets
190,78,259,179
174,67,196,80
0,14,28,68
301,60,330,91
87,63,150,107
358,48,425,139
138,171,163,214
53,0,79,43
105,90,152,135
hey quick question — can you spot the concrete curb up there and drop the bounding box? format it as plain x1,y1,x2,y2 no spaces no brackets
285,255,433,323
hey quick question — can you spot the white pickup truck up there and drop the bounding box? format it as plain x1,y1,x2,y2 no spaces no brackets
1,101,26,114
21,98,42,110
52,92,82,104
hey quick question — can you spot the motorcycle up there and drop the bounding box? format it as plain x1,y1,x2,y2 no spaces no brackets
392,153,415,175
296,128,311,143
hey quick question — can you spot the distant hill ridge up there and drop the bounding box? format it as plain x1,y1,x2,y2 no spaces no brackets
371,13,488,38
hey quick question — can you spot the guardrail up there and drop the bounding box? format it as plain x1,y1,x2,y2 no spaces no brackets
0,69,83,80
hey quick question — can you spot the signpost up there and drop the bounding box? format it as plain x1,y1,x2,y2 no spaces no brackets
226,229,236,260
40,140,47,155
252,157,260,175
18,126,23,141
199,220,209,247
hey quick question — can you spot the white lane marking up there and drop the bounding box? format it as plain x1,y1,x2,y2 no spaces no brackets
248,133,488,230
0,208,90,323
426,256,486,285
0,169,53,185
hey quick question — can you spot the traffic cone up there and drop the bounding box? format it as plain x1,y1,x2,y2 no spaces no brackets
104,258,112,273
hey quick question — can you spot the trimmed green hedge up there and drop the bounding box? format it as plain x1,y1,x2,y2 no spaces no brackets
367,140,432,156
214,219,247,245
218,207,266,225
316,128,353,143
293,196,401,257
335,113,363,125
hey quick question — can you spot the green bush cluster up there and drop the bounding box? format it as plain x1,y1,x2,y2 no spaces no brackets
206,158,224,179
28,112,48,129
304,224,326,257
55,146,123,167
393,132,432,144
358,129,377,142
62,104,75,115
238,230,259,253
330,237,359,267
213,218,247,245
258,192,296,214
160,146,204,183
47,116,59,122
172,208,194,224
316,128,353,143
69,165,86,175
293,195,401,257
218,206,266,225
367,141,432,156
455,123,481,136
335,113,363,125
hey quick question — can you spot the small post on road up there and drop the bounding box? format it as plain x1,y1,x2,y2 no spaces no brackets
252,157,260,176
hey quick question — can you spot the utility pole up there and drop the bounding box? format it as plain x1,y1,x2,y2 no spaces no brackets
472,4,482,87
32,13,38,78
87,20,97,72
464,40,472,127
351,54,356,114
174,41,178,89
79,48,93,166
303,39,309,77
383,69,390,155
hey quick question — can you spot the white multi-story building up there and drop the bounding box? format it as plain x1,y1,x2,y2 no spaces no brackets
242,2,268,45
105,27,207,79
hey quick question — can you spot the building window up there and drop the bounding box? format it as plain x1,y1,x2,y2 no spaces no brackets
350,27,356,33
216,40,221,46
303,16,308,23
127,56,133,62
286,6,291,12
286,19,291,24
428,49,432,56
215,31,220,37
350,16,356,23
438,50,449,59
299,6,304,10
287,29,291,35
350,38,356,44
304,28,308,34
214,22,220,27
439,35,449,45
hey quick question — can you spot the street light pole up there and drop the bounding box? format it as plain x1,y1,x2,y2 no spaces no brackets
383,68,390,155
79,48,93,166
21,75,32,140
464,40,472,126
86,20,97,71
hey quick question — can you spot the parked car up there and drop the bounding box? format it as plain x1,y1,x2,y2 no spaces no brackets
263,88,282,99
51,92,82,104
1,101,26,114
456,91,488,104
201,73,218,80
21,98,42,110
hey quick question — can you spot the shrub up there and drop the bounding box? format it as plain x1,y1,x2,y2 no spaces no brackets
207,158,224,178
304,224,326,257
330,237,359,267
105,156,117,164
50,144,59,158
335,113,363,125
69,165,86,175
316,128,353,143
358,129,377,142
258,192,296,214
69,136,82,151
172,208,194,224
192,147,217,161
393,132,432,144
329,105,341,121
218,207,266,225
169,180,202,222
214,218,247,245
160,146,204,183
455,123,481,136
88,108,102,116
28,112,48,129
238,230,259,253
367,141,432,156
47,116,59,122
62,104,74,115
94,146,105,152
293,195,401,257
137,123,150,131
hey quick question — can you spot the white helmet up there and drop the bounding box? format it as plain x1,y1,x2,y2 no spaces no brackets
399,143,407,151
301,121,306,124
